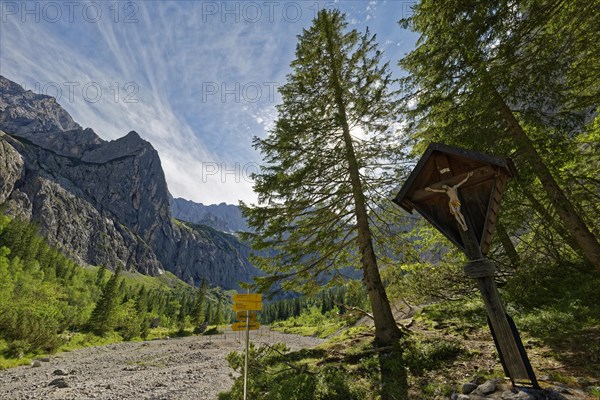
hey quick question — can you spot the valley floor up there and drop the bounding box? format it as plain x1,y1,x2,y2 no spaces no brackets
0,328,324,400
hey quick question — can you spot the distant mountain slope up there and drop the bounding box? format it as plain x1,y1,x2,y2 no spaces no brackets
170,196,249,233
0,75,258,289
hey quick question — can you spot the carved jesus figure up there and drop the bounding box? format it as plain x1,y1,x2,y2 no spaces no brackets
425,171,473,231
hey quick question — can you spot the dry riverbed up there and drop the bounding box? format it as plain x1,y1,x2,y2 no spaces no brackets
0,329,325,400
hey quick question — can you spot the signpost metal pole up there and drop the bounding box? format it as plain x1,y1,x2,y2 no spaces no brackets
243,300,249,400
232,292,261,400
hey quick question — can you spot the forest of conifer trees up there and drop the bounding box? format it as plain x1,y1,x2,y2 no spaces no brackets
0,215,234,361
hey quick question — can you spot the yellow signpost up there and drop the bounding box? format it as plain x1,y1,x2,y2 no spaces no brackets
232,293,262,400
233,293,262,302
231,321,260,331
232,301,262,312
236,311,257,320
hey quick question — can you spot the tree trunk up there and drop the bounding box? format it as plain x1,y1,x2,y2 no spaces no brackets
494,91,600,271
324,16,402,346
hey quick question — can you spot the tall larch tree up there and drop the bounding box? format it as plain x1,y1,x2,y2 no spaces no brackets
241,9,404,346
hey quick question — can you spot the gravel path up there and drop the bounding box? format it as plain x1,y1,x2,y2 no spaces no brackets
0,329,325,400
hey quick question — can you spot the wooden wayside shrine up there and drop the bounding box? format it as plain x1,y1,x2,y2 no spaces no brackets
394,143,516,255
394,143,539,388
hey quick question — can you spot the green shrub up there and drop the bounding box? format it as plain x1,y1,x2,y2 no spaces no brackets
193,323,207,334
1,306,61,353
204,326,221,335
4,340,30,359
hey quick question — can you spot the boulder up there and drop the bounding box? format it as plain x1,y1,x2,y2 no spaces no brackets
476,379,497,395
462,382,478,394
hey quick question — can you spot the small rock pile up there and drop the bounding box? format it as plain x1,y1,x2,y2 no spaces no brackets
450,377,578,400
47,368,72,389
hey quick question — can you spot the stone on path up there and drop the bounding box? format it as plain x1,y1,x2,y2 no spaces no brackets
501,389,535,400
52,369,68,376
48,378,69,388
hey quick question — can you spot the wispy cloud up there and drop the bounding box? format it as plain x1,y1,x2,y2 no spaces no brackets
0,1,417,204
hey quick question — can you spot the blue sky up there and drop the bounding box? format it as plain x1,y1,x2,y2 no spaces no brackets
0,0,419,204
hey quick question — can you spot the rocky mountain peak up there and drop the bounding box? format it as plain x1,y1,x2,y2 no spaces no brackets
0,75,257,289
81,130,152,163
0,75,81,134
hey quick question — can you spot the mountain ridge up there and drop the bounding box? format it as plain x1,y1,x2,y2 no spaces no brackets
0,75,258,289
169,196,249,233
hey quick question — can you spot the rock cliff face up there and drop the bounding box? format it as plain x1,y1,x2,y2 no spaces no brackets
170,197,249,233
0,76,257,288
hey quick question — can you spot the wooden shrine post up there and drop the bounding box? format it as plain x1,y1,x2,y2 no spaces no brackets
393,143,538,387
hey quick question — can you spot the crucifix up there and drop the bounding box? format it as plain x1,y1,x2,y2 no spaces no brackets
393,143,538,388
425,171,473,231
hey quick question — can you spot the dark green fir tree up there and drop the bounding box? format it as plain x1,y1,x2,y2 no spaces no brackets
241,9,404,346
88,265,122,335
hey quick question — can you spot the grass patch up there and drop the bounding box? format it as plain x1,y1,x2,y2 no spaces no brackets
0,356,31,369
403,336,464,375
504,260,600,375
0,339,34,368
120,270,192,291
145,327,174,340
271,306,355,338
272,324,343,338
547,371,579,386
416,296,487,334
58,331,123,352
0,331,124,370
328,325,373,343
0,325,201,370
146,325,225,339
